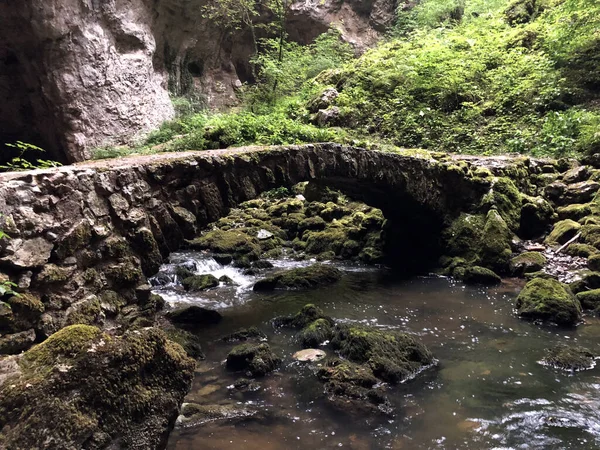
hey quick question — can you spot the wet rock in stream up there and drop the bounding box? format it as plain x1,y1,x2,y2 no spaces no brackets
539,345,596,372
516,278,582,326
166,305,223,327
226,343,281,377
253,264,342,291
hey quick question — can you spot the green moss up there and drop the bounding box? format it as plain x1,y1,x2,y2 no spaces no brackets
297,318,334,348
274,304,333,329
56,221,93,259
575,289,600,310
461,266,502,285
182,274,219,291
221,327,267,342
510,252,547,276
316,358,386,414
165,328,205,360
7,294,44,321
331,324,434,384
22,325,102,373
580,224,600,248
564,243,598,258
480,178,522,230
1,327,195,448
36,264,71,284
516,278,582,326
66,297,103,326
187,230,261,259
105,259,143,286
444,213,485,262
253,264,342,291
480,210,513,272
519,196,555,239
540,344,595,372
557,203,594,221
226,343,281,377
544,219,582,246
589,254,600,272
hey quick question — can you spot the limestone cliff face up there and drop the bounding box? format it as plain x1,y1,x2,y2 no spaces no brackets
0,0,396,162
0,0,174,163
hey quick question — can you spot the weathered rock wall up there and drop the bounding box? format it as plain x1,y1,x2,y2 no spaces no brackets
0,144,539,342
0,0,397,163
0,0,174,163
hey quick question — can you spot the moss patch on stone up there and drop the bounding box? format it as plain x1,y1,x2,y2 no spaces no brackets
510,252,547,277
226,343,281,377
253,264,342,291
0,326,195,449
516,278,582,326
540,345,595,372
182,274,219,291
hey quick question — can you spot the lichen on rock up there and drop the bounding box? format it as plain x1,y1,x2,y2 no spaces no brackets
0,326,195,449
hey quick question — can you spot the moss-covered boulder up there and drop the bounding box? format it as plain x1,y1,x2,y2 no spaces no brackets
480,210,513,272
544,219,582,246
519,196,555,239
515,278,582,326
187,230,261,260
575,289,600,310
166,306,222,327
331,324,434,384
0,325,195,449
182,274,219,291
461,266,502,285
165,327,205,360
540,345,595,372
568,270,600,294
557,203,593,221
226,343,281,377
253,264,342,291
297,318,334,348
510,252,547,276
588,254,600,272
565,243,598,258
317,358,390,415
221,327,267,342
273,304,334,329
480,177,521,231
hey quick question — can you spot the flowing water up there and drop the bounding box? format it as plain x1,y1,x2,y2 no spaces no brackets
157,252,600,450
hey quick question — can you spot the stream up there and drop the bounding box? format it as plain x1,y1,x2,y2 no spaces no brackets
155,252,600,450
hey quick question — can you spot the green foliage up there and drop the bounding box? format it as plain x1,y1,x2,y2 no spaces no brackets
309,0,600,157
1,141,61,172
246,29,354,106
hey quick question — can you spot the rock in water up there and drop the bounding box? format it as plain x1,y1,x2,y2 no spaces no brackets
540,345,595,372
0,325,195,449
516,278,582,326
253,264,342,291
293,349,326,362
226,343,281,377
166,305,223,327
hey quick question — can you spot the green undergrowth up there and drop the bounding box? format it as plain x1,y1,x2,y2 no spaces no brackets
92,0,600,160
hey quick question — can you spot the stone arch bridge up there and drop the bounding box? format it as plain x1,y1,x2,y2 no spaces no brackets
0,143,534,337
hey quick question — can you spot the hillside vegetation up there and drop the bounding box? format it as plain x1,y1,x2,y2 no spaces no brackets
94,0,600,159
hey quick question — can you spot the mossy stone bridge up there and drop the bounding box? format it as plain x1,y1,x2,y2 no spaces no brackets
0,143,536,333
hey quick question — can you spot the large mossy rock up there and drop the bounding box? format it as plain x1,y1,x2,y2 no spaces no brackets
443,209,513,273
187,230,261,260
510,252,547,276
317,358,390,415
331,324,434,384
182,274,219,291
519,196,555,239
575,289,600,311
515,278,582,326
253,264,342,291
226,343,281,377
461,266,502,285
297,318,334,348
544,219,582,246
273,304,334,329
0,325,195,449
